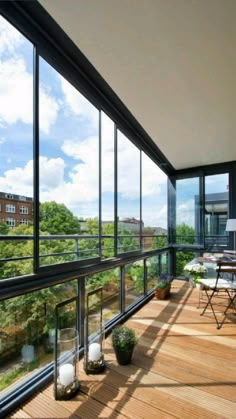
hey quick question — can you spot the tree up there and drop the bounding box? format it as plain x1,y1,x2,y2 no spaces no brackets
151,233,167,250
175,223,195,276
0,224,76,279
0,222,9,235
39,202,80,234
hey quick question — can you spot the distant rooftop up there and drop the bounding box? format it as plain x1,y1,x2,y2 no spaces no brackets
0,192,33,203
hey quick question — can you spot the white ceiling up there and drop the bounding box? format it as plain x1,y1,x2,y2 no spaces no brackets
40,0,236,170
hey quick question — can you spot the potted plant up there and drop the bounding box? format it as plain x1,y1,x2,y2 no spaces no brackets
154,275,172,300
111,325,138,365
184,263,207,288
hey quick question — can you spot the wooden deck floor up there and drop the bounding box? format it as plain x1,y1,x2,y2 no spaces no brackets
11,281,236,418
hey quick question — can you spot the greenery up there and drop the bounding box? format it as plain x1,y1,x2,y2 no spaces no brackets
0,221,9,235
156,279,171,289
175,223,195,276
0,359,40,391
39,201,80,234
111,325,137,351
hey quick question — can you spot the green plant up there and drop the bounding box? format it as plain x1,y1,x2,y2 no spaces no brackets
111,326,137,351
156,280,171,289
156,274,172,289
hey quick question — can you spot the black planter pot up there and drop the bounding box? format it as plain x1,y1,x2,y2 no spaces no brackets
114,347,134,365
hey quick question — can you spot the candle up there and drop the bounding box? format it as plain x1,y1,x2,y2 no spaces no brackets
88,342,101,362
59,363,74,387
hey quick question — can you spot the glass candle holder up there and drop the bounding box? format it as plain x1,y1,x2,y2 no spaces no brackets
84,287,105,374
54,296,80,400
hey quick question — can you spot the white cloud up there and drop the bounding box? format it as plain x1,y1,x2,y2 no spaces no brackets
0,15,59,134
176,199,195,227
0,157,65,198
0,16,23,55
0,158,33,197
142,203,167,229
0,57,59,133
117,131,167,199
61,136,99,203
60,76,99,128
0,58,33,126
142,152,167,197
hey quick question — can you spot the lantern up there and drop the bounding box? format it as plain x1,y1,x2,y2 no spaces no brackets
84,287,105,374
54,296,80,400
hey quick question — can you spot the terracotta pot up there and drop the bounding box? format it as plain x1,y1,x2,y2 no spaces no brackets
154,284,171,300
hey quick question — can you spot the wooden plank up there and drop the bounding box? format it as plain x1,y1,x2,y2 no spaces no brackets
7,409,32,418
105,353,236,419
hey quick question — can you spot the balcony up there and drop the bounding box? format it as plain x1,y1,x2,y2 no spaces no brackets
11,281,236,418
0,0,236,416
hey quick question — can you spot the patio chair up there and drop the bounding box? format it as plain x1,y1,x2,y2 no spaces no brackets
199,261,236,329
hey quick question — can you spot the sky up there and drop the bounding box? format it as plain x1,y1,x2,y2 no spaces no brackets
0,16,228,230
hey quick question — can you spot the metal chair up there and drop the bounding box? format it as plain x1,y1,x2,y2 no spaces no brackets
199,261,236,329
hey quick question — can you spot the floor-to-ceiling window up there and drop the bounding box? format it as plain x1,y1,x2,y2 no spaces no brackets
205,173,229,250
117,130,141,254
0,12,169,411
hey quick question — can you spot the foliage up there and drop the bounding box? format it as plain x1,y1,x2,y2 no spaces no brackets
0,358,40,391
175,223,195,276
0,223,78,278
156,273,172,289
86,270,116,292
39,201,80,234
156,279,171,289
111,326,137,351
176,223,195,245
0,221,9,235
151,234,167,250
127,260,144,293
176,251,194,277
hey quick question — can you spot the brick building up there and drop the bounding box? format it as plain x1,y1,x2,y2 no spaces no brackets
0,192,33,228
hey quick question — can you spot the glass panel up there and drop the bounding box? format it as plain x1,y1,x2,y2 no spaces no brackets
0,280,77,395
142,153,168,251
205,174,229,251
85,268,120,323
176,178,200,245
124,261,144,308
117,131,140,253
176,251,195,277
101,112,114,258
161,252,169,274
147,256,160,291
39,57,99,267
0,17,34,279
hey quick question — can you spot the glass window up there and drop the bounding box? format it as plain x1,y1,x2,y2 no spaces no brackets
101,112,115,259
117,131,140,253
124,260,144,308
6,217,15,227
20,206,28,214
39,57,99,267
6,204,15,213
176,178,200,245
205,173,229,250
0,280,78,396
142,153,167,251
146,256,159,291
0,16,33,278
20,219,28,225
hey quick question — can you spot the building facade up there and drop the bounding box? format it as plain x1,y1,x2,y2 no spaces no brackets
0,192,33,228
